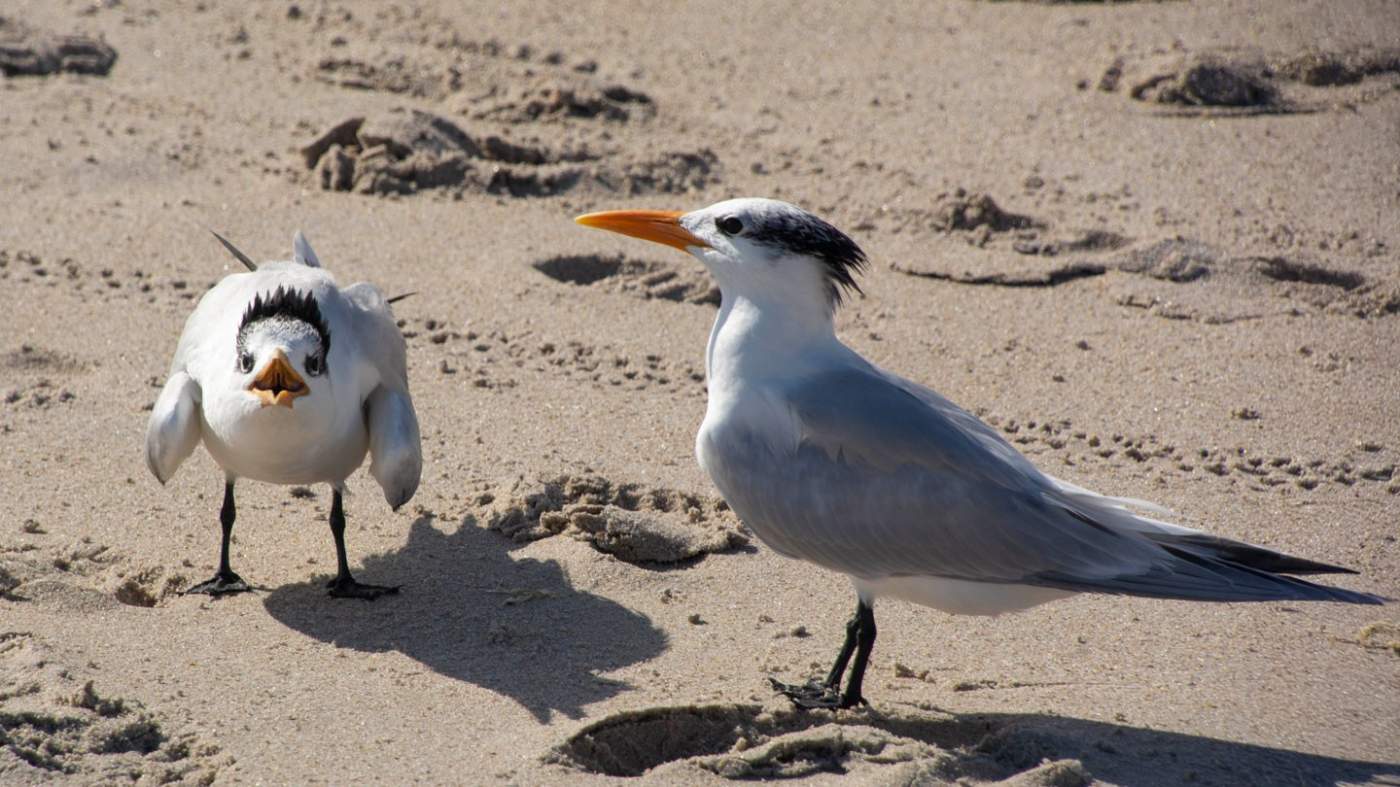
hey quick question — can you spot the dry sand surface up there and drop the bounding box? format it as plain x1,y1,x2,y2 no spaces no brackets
3,0,1399,784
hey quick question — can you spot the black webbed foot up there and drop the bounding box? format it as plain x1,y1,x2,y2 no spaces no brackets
186,571,252,596
770,599,877,711
837,692,869,710
769,677,840,708
769,678,868,710
325,575,400,600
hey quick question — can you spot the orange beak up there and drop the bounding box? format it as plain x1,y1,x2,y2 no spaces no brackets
574,210,709,252
248,350,309,408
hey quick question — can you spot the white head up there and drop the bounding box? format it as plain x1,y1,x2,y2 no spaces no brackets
234,285,332,412
576,198,867,320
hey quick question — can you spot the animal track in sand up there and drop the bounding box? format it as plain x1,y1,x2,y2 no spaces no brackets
314,49,655,124
291,4,624,99
548,701,1090,784
303,13,655,123
301,109,717,198
0,632,224,783
523,340,706,397
1,345,84,436
470,82,654,124
399,316,707,396
474,474,747,565
533,253,721,307
0,539,188,611
396,318,521,391
1096,47,1400,116
3,344,84,376
0,249,210,310
974,411,1398,496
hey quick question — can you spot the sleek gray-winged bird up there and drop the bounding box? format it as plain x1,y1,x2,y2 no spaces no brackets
146,231,421,600
576,198,1387,709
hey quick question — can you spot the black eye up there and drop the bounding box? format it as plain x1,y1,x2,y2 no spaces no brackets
238,352,254,373
305,353,324,377
716,216,744,235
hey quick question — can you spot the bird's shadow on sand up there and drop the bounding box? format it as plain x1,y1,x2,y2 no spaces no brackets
262,515,667,722
926,710,1400,787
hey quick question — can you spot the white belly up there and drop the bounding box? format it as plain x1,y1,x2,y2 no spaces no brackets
201,406,367,485
852,575,1075,617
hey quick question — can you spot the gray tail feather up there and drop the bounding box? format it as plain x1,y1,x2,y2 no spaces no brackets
210,230,257,271
1033,543,1388,605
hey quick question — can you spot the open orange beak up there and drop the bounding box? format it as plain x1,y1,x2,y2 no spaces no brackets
248,350,309,409
574,210,709,252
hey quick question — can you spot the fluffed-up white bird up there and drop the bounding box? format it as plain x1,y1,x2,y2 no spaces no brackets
576,198,1387,709
146,231,420,600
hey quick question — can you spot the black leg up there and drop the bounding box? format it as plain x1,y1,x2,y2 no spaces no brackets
838,602,877,708
824,607,863,689
771,599,874,709
324,489,399,600
186,482,253,596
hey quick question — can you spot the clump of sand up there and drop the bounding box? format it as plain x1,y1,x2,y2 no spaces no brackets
300,109,718,198
0,17,116,77
0,632,224,784
1356,622,1400,655
1098,46,1400,115
476,474,747,563
0,541,187,610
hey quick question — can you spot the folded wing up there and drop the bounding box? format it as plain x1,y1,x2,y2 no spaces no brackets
711,366,1382,605
344,282,421,509
145,371,202,484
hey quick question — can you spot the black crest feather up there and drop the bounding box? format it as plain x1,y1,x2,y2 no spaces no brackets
751,208,868,307
237,286,331,353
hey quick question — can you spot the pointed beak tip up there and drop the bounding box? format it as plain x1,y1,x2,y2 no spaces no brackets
569,209,706,251
573,212,618,231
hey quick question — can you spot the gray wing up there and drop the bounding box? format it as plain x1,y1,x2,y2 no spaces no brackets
711,366,1381,604
344,282,421,508
343,283,409,392
145,371,202,484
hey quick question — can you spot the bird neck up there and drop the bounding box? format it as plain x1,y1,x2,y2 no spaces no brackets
705,292,842,393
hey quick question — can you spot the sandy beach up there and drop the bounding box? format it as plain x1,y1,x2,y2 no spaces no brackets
2,1,1398,784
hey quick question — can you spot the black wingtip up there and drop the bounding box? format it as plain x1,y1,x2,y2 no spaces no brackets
210,230,257,271
386,291,417,305
1170,534,1360,576
1325,587,1390,605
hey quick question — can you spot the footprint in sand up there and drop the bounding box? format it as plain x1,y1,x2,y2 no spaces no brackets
547,701,1092,784
0,631,225,783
